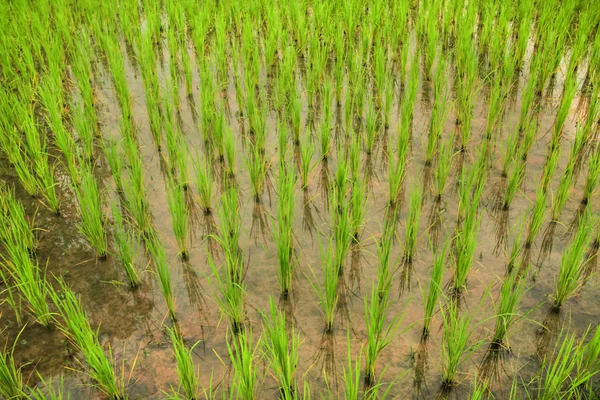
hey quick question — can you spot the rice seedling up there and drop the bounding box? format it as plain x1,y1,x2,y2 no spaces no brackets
350,174,367,242
28,375,68,400
403,186,422,264
422,238,449,339
552,209,595,311
492,268,527,347
246,143,268,202
0,184,36,254
103,139,124,193
433,134,454,202
110,202,141,289
0,329,26,400
166,178,189,260
167,327,200,399
73,166,108,258
146,233,177,322
262,297,299,397
525,187,548,249
572,325,600,395
363,281,404,386
193,153,213,215
536,331,579,400
227,328,259,400
275,160,297,297
0,246,50,327
215,187,243,285
502,154,526,211
299,133,315,190
308,241,338,333
49,278,127,399
441,303,477,388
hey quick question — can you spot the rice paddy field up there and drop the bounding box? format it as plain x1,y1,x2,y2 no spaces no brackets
2,0,600,398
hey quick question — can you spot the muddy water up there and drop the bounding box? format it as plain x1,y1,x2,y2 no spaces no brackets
1,41,599,399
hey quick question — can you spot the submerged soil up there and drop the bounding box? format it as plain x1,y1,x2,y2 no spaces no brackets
1,43,600,399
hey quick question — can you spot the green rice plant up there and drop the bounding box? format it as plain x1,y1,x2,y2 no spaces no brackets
364,281,403,385
0,248,50,327
536,331,579,400
122,133,151,236
502,154,526,210
299,133,315,190
146,233,176,322
28,375,68,400
581,147,600,206
49,279,126,399
0,121,38,197
342,332,362,399
540,144,561,195
103,139,124,193
572,325,600,395
275,161,296,297
364,99,378,156
246,143,268,202
493,268,527,347
526,187,548,248
0,266,21,324
74,167,108,258
422,238,449,338
208,253,245,334
193,153,214,215
332,190,352,275
0,328,26,399
110,202,141,289
452,211,480,295
376,213,396,303
433,134,453,201
262,298,299,397
215,187,243,284
167,179,189,260
389,130,410,207
426,52,449,165
0,183,36,254
72,98,95,164
552,209,595,310
308,241,338,333
441,303,476,388
227,328,259,400
223,121,237,179
350,174,367,242
403,186,422,264
13,100,59,215
167,327,200,399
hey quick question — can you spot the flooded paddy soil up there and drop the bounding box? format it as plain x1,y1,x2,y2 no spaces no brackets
1,42,600,399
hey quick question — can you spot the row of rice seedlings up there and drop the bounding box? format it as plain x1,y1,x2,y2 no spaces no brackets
166,178,190,260
49,279,127,399
227,328,260,400
262,298,299,397
275,161,296,297
551,209,595,311
166,328,200,399
110,201,141,288
73,166,108,258
308,241,339,333
422,239,449,339
146,232,177,322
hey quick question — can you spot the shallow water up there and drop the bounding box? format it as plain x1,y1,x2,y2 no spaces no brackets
1,32,600,400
